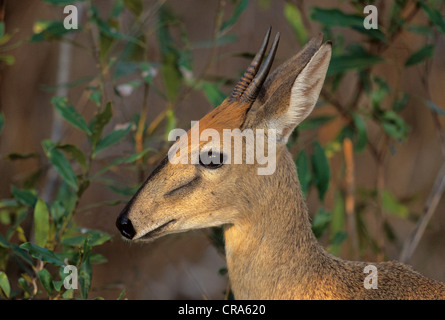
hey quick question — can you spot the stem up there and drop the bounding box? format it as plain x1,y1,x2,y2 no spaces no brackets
135,82,150,182
400,164,445,263
343,138,359,259
86,2,107,108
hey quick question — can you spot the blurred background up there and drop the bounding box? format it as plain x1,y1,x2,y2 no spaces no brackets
0,0,444,300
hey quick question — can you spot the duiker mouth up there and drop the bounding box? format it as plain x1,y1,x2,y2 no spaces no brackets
137,219,177,241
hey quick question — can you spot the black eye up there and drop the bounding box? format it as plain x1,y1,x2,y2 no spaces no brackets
199,150,225,169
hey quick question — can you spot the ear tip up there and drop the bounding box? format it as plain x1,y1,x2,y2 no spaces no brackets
321,41,333,55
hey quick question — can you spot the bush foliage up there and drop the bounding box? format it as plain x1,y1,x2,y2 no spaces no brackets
0,0,444,299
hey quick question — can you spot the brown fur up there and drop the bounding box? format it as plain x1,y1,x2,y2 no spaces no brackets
223,150,445,299
117,34,445,300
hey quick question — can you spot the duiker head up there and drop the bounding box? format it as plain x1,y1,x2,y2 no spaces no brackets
116,28,331,242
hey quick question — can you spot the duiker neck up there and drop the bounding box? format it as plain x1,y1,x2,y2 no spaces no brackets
223,150,327,299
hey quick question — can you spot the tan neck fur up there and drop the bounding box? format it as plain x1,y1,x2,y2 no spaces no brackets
223,150,445,300
224,150,322,299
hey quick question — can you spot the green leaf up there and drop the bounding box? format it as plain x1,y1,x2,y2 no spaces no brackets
111,0,125,18
425,100,445,116
328,51,384,75
354,27,386,42
110,149,153,165
42,140,78,190
352,113,367,152
419,2,445,34
299,115,336,130
117,289,126,300
89,5,137,43
0,271,11,299
157,6,182,102
405,44,434,66
393,93,409,112
296,150,311,197
57,144,87,170
93,124,132,156
123,0,143,17
388,0,407,35
18,277,33,296
0,22,4,39
11,186,37,207
11,244,33,267
0,112,4,135
20,242,65,266
311,8,363,27
54,181,78,219
34,199,50,248
219,0,250,34
90,102,113,150
370,76,391,108
312,207,332,238
51,96,92,135
62,229,112,247
311,141,330,201
88,86,101,106
0,55,15,66
79,238,92,299
94,148,155,177
331,231,347,247
310,7,385,42
329,193,346,255
407,25,434,36
90,253,108,264
381,110,410,140
50,200,66,225
382,190,409,218
0,233,8,248
53,279,64,292
164,109,177,140
284,2,307,45
37,268,54,296
41,75,96,92
161,53,182,102
202,81,226,107
31,20,79,42
62,289,74,299
107,184,140,196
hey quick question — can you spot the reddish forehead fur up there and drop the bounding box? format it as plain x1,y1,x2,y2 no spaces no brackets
185,99,251,143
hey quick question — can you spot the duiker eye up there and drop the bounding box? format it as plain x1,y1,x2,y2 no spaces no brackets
199,150,225,169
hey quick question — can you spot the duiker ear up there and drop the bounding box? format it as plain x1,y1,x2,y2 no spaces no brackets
281,41,331,140
243,35,332,143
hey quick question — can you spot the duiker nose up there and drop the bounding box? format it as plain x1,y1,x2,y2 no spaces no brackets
116,215,136,239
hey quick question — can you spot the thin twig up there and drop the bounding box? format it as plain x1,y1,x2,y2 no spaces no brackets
400,164,445,263
431,110,445,158
399,23,445,262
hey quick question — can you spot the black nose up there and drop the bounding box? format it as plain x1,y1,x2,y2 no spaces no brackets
116,215,136,239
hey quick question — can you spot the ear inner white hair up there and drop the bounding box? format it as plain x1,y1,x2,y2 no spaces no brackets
280,42,332,142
